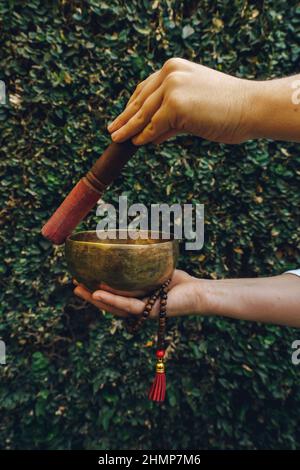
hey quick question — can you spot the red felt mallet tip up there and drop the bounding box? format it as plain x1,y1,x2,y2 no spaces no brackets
41,178,101,245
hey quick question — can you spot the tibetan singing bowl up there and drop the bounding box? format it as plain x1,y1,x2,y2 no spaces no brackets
65,230,179,297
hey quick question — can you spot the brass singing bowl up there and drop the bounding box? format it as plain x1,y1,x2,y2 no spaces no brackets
65,230,179,297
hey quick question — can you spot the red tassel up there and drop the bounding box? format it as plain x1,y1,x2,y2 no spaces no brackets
149,350,166,403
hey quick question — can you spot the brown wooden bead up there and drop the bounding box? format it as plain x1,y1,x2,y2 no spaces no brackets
125,278,171,334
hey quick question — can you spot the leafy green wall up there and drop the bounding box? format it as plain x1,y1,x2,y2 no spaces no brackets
0,0,300,449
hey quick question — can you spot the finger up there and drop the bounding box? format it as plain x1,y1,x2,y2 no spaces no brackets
74,286,128,318
153,129,179,144
111,87,163,143
93,290,162,319
126,70,160,108
92,290,145,315
109,102,141,135
97,282,149,298
108,71,162,133
132,105,170,145
98,282,134,296
147,299,160,319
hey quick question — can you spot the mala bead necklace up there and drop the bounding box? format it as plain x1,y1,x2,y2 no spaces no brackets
125,278,171,403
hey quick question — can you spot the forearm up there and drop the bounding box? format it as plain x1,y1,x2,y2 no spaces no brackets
248,75,300,142
202,274,300,327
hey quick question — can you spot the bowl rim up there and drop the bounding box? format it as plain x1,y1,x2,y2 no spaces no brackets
66,230,179,249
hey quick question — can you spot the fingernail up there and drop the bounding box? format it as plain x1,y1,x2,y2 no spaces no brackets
92,292,103,300
72,278,79,286
107,120,116,132
132,137,142,146
111,131,121,141
74,288,82,299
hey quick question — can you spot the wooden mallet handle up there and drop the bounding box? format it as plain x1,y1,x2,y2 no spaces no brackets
85,140,137,191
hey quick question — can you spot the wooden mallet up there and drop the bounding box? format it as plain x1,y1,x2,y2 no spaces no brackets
41,141,137,245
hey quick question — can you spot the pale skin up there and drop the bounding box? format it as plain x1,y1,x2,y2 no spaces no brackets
75,58,300,327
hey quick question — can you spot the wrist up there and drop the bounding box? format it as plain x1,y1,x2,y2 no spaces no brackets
239,79,266,140
245,77,299,141
195,279,243,317
245,79,273,139
226,77,264,143
193,279,220,315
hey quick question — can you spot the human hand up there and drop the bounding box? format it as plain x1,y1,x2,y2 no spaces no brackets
74,270,300,327
73,269,210,318
108,58,256,145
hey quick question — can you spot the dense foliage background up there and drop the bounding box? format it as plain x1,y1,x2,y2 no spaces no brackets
0,0,300,450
